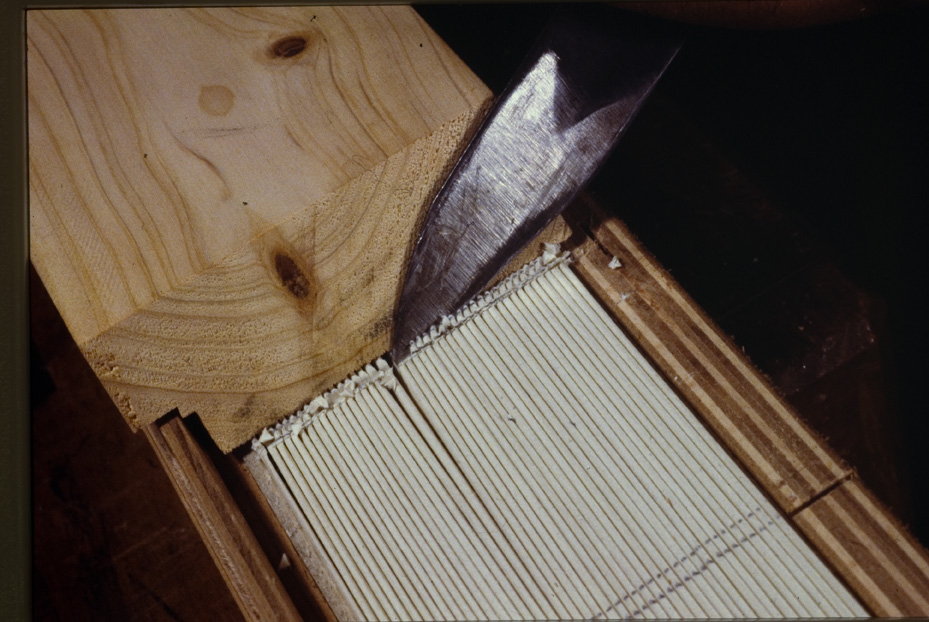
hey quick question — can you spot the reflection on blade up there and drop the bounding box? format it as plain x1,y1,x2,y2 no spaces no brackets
392,6,682,362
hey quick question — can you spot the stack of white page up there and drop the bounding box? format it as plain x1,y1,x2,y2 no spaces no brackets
252,253,866,620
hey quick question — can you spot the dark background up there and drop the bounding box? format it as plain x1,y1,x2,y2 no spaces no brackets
31,4,929,619
417,1,929,545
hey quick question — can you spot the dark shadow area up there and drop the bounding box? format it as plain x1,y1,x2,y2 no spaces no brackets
419,3,929,546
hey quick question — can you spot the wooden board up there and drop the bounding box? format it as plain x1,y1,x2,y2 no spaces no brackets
794,478,929,616
144,417,304,622
28,6,491,451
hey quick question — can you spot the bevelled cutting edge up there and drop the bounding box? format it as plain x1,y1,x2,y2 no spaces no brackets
391,5,682,362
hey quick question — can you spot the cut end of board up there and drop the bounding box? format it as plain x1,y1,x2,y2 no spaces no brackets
27,6,493,451
80,107,492,452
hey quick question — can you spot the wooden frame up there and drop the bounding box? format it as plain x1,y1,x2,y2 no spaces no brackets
146,205,929,620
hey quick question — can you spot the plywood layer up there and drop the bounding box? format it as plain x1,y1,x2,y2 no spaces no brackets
28,7,491,450
794,478,929,616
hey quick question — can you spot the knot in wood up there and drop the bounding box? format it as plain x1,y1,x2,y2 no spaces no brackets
269,35,308,59
274,253,311,299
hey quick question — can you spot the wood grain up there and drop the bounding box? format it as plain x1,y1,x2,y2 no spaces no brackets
28,7,491,450
144,416,302,622
794,479,929,616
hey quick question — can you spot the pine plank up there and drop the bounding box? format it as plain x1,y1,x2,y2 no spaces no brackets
28,6,491,451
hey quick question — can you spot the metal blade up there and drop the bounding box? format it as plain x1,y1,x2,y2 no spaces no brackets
392,6,681,361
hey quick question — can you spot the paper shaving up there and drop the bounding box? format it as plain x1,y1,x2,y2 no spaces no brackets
253,358,395,450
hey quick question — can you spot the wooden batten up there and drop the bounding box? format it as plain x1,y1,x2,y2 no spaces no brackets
144,417,305,622
566,203,929,617
28,6,492,451
793,478,929,616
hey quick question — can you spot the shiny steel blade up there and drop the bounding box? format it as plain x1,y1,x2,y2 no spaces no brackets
392,6,681,361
